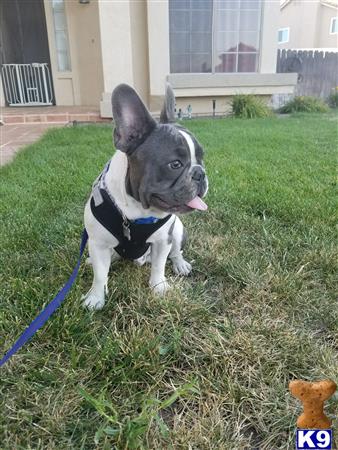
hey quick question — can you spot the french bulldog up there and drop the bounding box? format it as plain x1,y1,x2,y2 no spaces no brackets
83,84,208,310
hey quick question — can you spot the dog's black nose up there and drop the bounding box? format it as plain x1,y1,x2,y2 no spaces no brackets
191,165,205,182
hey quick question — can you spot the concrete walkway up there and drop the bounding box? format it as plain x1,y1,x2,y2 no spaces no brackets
0,123,63,166
0,106,110,166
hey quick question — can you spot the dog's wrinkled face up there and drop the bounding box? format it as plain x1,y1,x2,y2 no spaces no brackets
112,84,208,213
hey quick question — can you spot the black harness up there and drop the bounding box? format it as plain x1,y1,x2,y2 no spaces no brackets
90,161,171,260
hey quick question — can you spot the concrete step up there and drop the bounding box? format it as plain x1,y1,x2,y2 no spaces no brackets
1,111,111,125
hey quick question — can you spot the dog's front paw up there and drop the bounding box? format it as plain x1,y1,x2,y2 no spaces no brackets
150,279,170,296
82,290,105,310
172,258,192,276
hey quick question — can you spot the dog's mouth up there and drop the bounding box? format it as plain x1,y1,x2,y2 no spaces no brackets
151,194,208,213
185,196,208,211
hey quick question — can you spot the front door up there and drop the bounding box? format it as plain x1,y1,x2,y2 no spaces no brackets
0,0,54,105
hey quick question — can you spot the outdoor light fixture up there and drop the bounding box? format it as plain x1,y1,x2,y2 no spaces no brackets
79,0,90,4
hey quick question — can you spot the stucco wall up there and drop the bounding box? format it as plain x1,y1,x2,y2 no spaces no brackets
260,0,281,72
73,0,104,106
98,0,150,116
98,0,138,116
44,0,104,106
279,0,319,48
98,0,134,93
279,0,337,49
129,0,150,105
316,5,338,47
147,0,170,98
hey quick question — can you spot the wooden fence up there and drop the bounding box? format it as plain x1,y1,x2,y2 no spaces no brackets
277,49,338,101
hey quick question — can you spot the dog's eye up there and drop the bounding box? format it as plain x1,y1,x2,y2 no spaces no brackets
168,160,183,169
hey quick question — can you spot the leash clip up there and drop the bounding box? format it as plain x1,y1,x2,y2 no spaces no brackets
123,220,131,240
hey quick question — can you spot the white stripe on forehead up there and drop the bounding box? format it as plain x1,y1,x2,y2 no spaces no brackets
178,129,197,165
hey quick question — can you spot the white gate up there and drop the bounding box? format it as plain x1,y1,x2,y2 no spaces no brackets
1,63,53,106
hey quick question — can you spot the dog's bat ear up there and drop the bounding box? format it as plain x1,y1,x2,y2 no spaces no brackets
160,83,176,124
112,84,156,154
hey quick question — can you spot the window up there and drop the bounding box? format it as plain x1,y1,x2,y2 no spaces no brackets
278,28,289,44
52,0,71,71
330,17,338,34
169,0,263,74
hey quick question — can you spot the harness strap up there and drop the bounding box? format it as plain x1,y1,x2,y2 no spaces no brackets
90,189,172,260
0,229,88,368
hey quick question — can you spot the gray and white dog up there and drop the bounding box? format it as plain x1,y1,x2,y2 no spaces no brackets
83,84,208,310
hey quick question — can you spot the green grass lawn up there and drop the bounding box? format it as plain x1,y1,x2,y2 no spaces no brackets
1,113,337,449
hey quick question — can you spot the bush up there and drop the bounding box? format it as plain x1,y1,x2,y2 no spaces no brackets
279,96,329,114
231,94,271,119
327,88,338,108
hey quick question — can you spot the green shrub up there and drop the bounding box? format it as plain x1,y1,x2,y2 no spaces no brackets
279,96,329,114
231,94,271,118
327,88,338,108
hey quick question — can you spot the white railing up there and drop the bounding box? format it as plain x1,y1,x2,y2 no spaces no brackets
1,63,53,106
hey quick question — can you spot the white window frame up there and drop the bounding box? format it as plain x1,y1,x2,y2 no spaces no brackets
278,27,290,44
212,1,262,74
51,0,71,72
330,17,338,34
169,0,263,74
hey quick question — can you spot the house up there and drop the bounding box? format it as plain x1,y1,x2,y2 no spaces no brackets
278,0,338,49
0,0,296,117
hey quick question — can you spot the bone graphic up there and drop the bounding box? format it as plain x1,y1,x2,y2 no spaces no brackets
289,379,337,429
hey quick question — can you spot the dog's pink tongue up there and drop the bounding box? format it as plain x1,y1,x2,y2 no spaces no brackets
186,196,208,211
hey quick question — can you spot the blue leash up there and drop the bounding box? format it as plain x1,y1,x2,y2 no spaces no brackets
0,229,88,368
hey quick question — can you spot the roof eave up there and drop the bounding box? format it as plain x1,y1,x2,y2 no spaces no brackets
280,0,291,10
320,0,338,9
